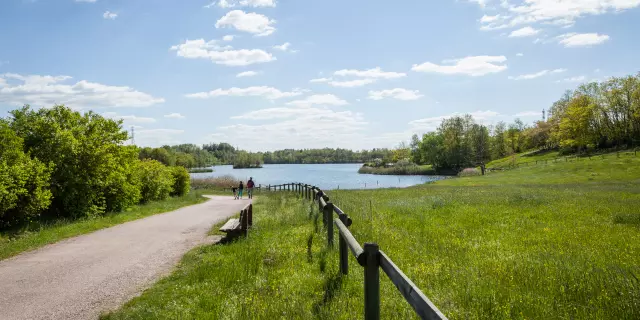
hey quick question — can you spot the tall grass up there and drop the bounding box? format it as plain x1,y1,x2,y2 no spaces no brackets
105,154,640,319
190,175,239,190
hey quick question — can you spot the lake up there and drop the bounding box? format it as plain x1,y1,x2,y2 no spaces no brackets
190,164,447,190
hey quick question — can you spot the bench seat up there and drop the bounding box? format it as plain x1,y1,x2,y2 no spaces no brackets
220,218,241,233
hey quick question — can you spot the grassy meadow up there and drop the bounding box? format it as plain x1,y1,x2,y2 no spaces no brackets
0,192,207,260
104,152,640,319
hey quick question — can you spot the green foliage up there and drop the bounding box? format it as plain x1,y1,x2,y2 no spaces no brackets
135,160,174,203
233,151,264,169
358,164,435,175
139,147,176,166
0,121,53,229
169,166,190,197
175,152,196,169
8,105,140,219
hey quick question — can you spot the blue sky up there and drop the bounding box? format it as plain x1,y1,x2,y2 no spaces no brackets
1,0,639,151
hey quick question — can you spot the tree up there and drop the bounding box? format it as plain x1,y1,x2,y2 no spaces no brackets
470,124,491,174
409,134,421,164
492,121,508,159
175,152,196,168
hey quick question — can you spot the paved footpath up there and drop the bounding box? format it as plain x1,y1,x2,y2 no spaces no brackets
0,196,249,320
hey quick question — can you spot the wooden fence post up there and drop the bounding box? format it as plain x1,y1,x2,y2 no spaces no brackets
324,202,334,246
364,243,380,320
241,208,248,237
339,214,349,275
248,204,253,228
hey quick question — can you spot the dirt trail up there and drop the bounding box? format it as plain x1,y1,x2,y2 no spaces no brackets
0,196,248,320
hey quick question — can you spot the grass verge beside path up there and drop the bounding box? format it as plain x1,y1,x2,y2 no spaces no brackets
105,156,640,319
0,192,208,260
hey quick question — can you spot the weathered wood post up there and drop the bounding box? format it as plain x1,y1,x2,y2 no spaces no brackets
241,208,248,237
248,204,253,227
324,202,334,246
339,214,349,275
364,243,380,320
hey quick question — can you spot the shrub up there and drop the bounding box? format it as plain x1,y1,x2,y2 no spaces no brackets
135,160,174,203
0,122,53,229
8,105,140,219
169,166,190,197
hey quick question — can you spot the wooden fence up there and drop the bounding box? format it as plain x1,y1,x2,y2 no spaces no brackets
262,182,447,320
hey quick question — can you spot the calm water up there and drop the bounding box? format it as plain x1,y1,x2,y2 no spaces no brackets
190,164,447,190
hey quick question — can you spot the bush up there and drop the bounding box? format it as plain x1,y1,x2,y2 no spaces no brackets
169,166,190,197
0,122,53,229
135,160,174,203
8,105,140,219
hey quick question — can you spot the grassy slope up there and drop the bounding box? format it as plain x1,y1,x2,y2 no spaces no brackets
104,154,640,319
0,192,208,260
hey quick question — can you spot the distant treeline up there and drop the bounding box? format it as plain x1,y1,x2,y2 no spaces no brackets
405,73,640,172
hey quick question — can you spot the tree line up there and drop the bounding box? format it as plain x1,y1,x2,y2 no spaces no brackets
0,106,190,230
406,73,640,173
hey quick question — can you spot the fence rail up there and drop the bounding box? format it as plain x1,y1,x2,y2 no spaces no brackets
262,182,447,320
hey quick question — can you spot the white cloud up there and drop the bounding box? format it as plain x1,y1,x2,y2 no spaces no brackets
412,56,507,76
333,67,406,79
236,71,260,77
223,35,235,41
135,129,185,147
309,77,332,83
557,33,610,47
368,88,423,101
478,0,640,31
0,73,164,109
170,39,275,66
216,106,366,150
103,11,117,20
103,112,156,123
508,26,540,37
185,86,303,100
480,14,501,23
516,53,524,57
328,79,377,88
409,110,502,132
514,111,541,117
556,75,587,83
207,0,276,8
273,42,291,51
286,94,348,107
508,68,566,80
215,10,276,36
469,0,487,8
164,113,186,119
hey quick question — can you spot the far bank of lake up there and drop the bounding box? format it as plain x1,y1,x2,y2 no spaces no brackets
190,163,447,190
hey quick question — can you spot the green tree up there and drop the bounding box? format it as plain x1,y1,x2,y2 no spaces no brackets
135,160,174,203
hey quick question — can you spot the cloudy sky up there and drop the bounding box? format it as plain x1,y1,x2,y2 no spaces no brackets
1,0,639,151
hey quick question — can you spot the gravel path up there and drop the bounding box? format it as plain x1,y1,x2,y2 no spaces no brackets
0,196,249,320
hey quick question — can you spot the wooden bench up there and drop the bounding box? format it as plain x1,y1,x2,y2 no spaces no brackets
220,203,252,237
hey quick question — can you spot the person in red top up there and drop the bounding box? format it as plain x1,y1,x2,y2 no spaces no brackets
246,177,255,199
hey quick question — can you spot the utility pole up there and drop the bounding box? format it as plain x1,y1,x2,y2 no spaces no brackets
131,126,135,145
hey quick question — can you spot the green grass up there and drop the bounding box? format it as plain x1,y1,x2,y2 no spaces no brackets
104,155,640,319
188,168,214,173
0,191,208,260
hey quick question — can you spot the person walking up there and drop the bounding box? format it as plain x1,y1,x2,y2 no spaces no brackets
247,177,255,199
231,185,238,199
238,181,244,199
